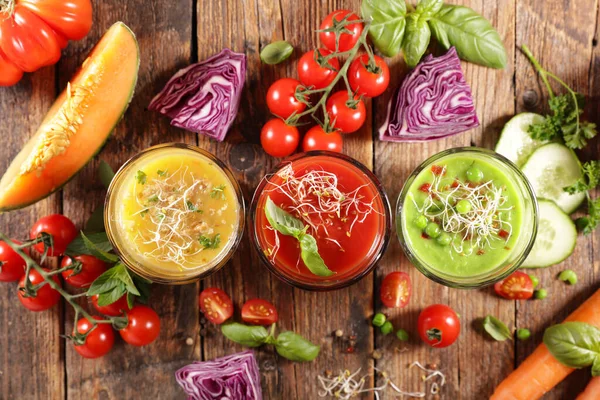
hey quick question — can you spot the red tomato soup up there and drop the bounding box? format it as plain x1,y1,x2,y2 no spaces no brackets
252,153,391,289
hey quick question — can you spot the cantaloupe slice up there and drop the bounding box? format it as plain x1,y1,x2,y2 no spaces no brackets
0,22,139,211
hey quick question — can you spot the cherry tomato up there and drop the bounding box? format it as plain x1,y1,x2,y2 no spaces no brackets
319,10,363,52
18,268,61,312
241,299,279,326
348,54,390,98
73,316,115,359
199,287,234,324
30,214,78,257
494,271,534,300
260,119,300,158
0,239,27,282
298,48,340,90
326,91,366,134
61,255,107,288
302,126,343,153
380,271,412,308
417,304,460,348
119,305,161,346
266,78,306,119
91,294,131,317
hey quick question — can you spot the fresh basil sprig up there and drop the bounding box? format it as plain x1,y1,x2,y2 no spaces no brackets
360,0,407,58
402,13,431,68
275,331,320,362
264,197,334,277
87,263,151,308
65,231,115,261
483,315,512,341
544,322,600,376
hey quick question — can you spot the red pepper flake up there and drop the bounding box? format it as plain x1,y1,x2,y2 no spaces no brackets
421,232,429,239
451,180,460,188
498,229,509,239
431,165,445,176
477,249,485,255
346,346,355,354
419,183,432,193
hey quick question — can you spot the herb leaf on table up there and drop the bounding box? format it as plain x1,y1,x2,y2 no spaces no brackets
360,0,407,57
483,315,512,341
543,322,600,374
275,331,320,362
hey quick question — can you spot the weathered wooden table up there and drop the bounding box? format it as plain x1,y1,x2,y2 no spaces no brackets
1,0,598,398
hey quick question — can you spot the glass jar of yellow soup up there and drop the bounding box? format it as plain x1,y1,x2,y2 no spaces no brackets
105,143,245,284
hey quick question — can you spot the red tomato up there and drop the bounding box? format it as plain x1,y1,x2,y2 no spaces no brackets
348,54,390,98
494,271,534,300
326,91,366,134
199,287,234,324
380,271,412,308
302,126,343,153
266,78,306,119
298,48,340,90
417,304,460,348
0,0,92,84
61,255,107,288
18,268,61,311
0,48,23,87
0,239,27,282
260,119,300,158
91,294,131,317
30,214,78,256
119,305,161,346
319,10,363,52
73,316,115,359
241,299,279,326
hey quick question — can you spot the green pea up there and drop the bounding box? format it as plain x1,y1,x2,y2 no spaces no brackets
372,313,386,327
414,215,428,229
517,328,531,341
456,199,472,214
436,232,452,246
534,289,547,300
558,269,578,285
425,222,441,238
466,167,484,182
396,329,409,341
528,275,539,288
380,321,394,335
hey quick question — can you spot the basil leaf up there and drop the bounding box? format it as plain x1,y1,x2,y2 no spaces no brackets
483,315,512,341
221,322,269,347
112,263,140,296
82,232,119,263
275,331,320,362
84,205,105,233
543,322,600,369
260,41,294,65
299,234,334,277
99,160,115,189
96,284,127,306
593,357,600,377
428,5,507,69
264,197,305,237
402,13,431,68
66,232,113,257
415,0,443,19
87,267,123,296
361,0,406,57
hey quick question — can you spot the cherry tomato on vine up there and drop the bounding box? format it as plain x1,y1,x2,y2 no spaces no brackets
241,299,279,326
319,10,363,52
326,91,366,134
61,255,107,288
29,214,78,256
260,119,300,158
298,48,340,90
380,271,412,308
266,78,306,119
0,239,27,282
119,305,161,346
91,294,131,317
73,316,115,359
348,54,390,98
302,126,343,153
199,287,234,324
417,304,460,348
17,268,61,312
493,271,534,300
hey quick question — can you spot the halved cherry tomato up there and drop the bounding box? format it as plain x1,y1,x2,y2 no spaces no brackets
348,54,390,98
199,287,234,324
17,268,61,311
261,119,300,158
91,294,131,317
61,255,107,288
298,48,340,90
493,271,534,300
319,10,363,52
0,239,27,282
73,316,115,359
266,78,306,119
302,126,343,153
326,91,366,134
30,214,78,257
417,304,460,348
241,299,279,326
119,305,161,347
380,271,412,308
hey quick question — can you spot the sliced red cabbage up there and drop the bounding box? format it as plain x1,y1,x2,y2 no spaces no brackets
379,47,479,142
149,48,246,142
175,350,262,400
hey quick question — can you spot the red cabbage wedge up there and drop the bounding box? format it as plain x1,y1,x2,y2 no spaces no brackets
379,47,479,142
176,350,262,400
149,48,246,142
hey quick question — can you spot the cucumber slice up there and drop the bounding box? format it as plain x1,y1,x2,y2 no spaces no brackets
495,112,547,167
521,143,586,214
521,199,577,268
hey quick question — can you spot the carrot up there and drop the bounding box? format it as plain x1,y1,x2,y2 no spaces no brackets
576,377,600,400
491,288,600,400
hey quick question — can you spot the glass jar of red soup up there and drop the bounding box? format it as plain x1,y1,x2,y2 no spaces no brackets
250,151,391,290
